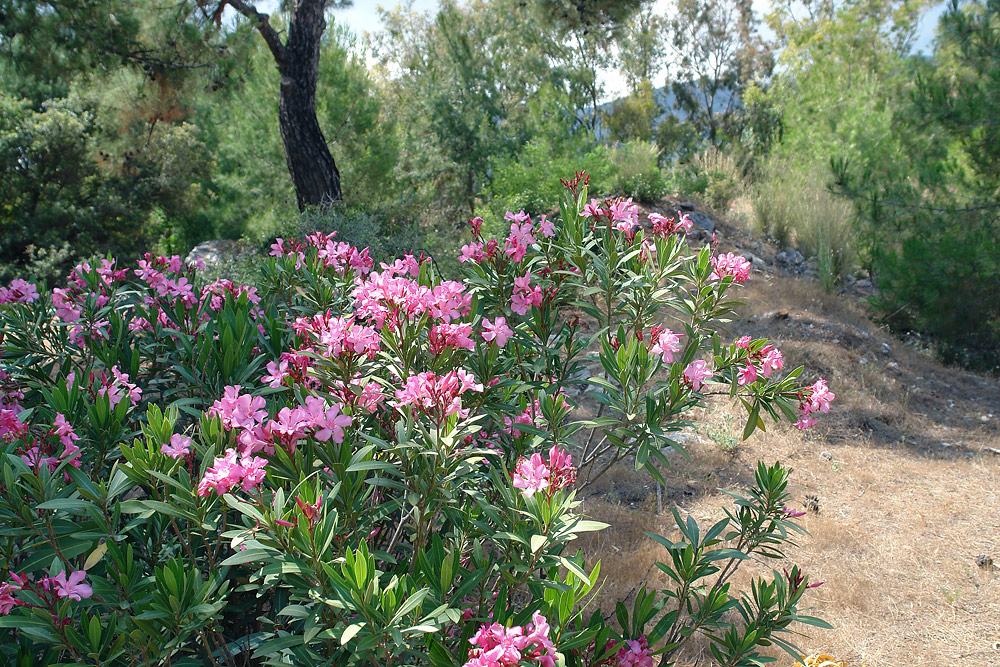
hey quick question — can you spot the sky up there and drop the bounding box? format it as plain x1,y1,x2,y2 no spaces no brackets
262,0,947,103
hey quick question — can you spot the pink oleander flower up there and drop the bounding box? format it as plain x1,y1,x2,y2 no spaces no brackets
0,278,39,305
301,396,352,443
805,378,835,414
795,377,834,429
546,444,577,490
481,317,514,347
649,326,682,363
162,433,191,459
267,406,311,448
209,386,268,430
794,415,818,430
684,359,713,391
51,570,92,601
511,271,543,316
783,505,807,518
0,407,27,443
429,322,476,354
538,215,556,238
512,445,576,499
196,448,243,496
512,453,550,497
759,345,784,378
617,635,654,667
238,454,268,492
464,611,557,667
709,252,752,284
504,219,536,263
0,580,22,614
393,369,484,422
609,197,639,234
263,359,290,388
735,336,752,349
52,413,80,449
460,242,486,264
738,363,758,386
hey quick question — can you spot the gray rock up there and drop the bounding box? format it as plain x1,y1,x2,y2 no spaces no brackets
185,239,247,268
688,211,715,232
743,253,766,271
677,201,696,212
776,247,805,265
803,260,818,271
880,342,891,355
855,278,873,288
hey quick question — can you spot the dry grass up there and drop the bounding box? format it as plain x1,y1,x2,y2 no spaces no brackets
573,219,1000,666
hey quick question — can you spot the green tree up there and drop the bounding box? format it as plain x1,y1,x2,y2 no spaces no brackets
834,0,1000,368
603,78,659,143
665,0,773,145
617,3,666,89
0,93,211,281
0,0,354,209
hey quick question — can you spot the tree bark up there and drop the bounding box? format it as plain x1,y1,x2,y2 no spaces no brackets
279,0,341,210
225,0,342,209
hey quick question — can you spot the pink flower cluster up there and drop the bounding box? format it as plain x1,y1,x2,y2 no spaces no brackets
200,278,260,313
352,256,471,329
262,351,315,389
270,232,374,276
393,369,483,422
196,447,269,497
709,252,752,284
293,312,381,361
0,373,27,443
794,378,835,430
97,366,142,408
463,611,557,667
734,339,785,387
683,359,713,391
616,636,654,667
19,412,83,475
0,569,92,616
511,445,577,499
429,322,475,355
581,197,639,238
51,259,128,342
647,325,682,363
481,317,514,347
162,433,192,459
648,211,693,238
306,231,375,275
0,278,39,305
135,254,197,308
511,272,543,316
505,211,537,263
206,387,353,461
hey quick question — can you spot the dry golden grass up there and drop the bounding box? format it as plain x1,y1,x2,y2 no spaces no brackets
573,219,1000,666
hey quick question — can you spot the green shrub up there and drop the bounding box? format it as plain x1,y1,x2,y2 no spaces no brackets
610,140,667,203
480,138,614,233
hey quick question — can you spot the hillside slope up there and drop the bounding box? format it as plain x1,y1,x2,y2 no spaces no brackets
576,205,1000,666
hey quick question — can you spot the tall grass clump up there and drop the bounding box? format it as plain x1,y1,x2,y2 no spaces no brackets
753,160,855,285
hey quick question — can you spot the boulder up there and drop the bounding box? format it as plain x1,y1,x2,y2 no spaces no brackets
776,247,804,265
185,239,248,268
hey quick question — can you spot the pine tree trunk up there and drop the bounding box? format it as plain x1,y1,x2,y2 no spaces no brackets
278,0,341,210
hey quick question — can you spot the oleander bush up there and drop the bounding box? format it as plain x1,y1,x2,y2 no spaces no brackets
0,173,832,666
